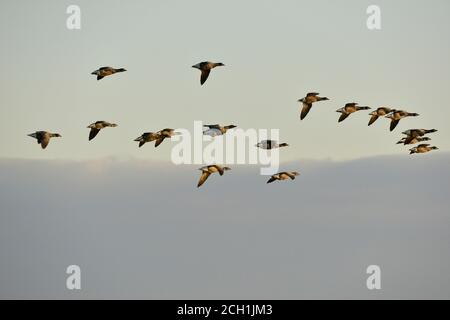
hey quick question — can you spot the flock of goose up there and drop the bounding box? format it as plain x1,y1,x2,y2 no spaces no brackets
298,93,439,155
27,62,439,187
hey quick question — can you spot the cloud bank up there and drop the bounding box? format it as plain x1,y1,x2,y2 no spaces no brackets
0,154,449,299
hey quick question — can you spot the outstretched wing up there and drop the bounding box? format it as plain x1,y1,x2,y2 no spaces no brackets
89,128,100,141
338,113,350,123
40,136,50,149
154,137,165,147
300,103,313,120
200,69,211,85
204,124,220,129
97,75,104,81
404,135,415,144
197,171,211,188
266,176,277,184
390,119,400,131
368,115,379,126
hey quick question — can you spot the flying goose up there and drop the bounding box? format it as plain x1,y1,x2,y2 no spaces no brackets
91,67,126,81
256,140,289,150
87,121,118,141
197,165,231,188
396,136,431,145
192,61,225,85
385,110,419,131
368,107,392,126
134,132,160,148
28,131,61,149
152,128,180,147
203,124,236,137
402,129,437,144
298,92,329,120
266,171,300,184
402,129,438,137
409,144,439,155
336,103,371,122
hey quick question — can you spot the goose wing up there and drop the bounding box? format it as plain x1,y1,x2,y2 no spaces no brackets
204,124,220,129
89,128,101,141
300,102,313,120
338,113,350,123
266,176,277,184
197,171,211,188
390,119,400,131
40,135,50,149
368,115,379,126
200,69,211,85
154,136,165,148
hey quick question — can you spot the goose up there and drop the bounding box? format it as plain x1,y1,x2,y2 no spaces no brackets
153,128,180,147
134,132,160,148
385,110,419,131
402,129,438,137
396,136,431,145
409,144,439,155
192,61,225,85
91,66,126,81
267,171,300,184
336,103,370,122
368,107,392,126
87,121,118,141
203,124,236,137
28,131,61,149
402,129,437,144
298,92,329,120
256,140,289,150
197,165,231,188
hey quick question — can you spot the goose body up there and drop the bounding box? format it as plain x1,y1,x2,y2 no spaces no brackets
138,128,179,148
192,61,225,85
298,92,329,120
267,171,300,184
409,144,439,154
87,121,117,141
134,132,160,148
197,165,231,188
336,103,370,122
396,136,431,145
28,131,61,149
402,129,437,137
368,107,392,126
385,110,419,131
402,129,437,144
203,124,236,137
91,66,126,80
256,140,289,150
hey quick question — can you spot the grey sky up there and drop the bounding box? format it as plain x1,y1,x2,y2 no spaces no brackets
1,155,449,299
1,1,449,299
0,0,449,162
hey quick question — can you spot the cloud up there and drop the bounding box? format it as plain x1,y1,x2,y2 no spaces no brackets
0,154,449,299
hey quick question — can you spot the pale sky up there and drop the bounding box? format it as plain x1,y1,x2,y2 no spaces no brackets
0,0,449,162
